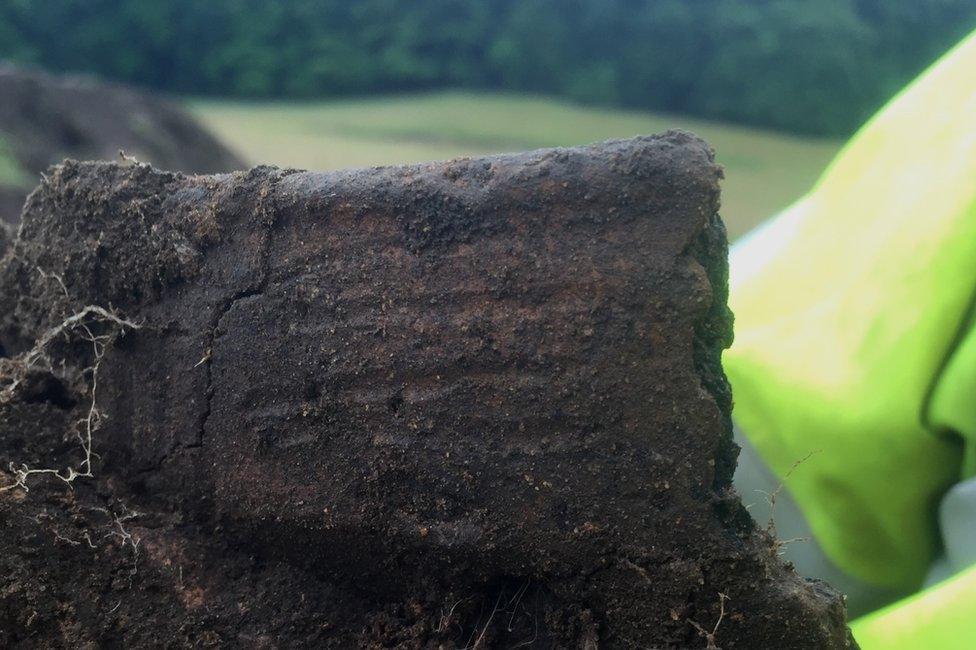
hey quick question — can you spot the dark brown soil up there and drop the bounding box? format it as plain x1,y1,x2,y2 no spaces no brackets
0,133,856,648
0,62,245,223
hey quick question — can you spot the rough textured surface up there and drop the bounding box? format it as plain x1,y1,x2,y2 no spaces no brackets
0,133,855,648
0,62,245,223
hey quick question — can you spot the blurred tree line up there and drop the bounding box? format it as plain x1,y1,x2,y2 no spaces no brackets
1,0,974,136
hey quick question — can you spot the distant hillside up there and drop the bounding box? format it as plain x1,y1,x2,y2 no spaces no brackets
0,63,245,222
2,0,975,136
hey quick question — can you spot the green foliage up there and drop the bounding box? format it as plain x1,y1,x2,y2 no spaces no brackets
1,0,974,136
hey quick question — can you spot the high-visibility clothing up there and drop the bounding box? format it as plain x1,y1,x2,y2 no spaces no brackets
851,564,976,650
725,28,976,647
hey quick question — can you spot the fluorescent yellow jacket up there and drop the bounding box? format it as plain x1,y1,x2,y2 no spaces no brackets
725,28,976,647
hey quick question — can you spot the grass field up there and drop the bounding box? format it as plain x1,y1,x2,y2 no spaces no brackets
0,134,27,187
191,92,842,240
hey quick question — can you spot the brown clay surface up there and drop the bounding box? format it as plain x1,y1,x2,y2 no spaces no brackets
0,63,245,223
0,133,855,648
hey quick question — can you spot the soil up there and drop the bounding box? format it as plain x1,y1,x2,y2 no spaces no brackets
0,63,245,224
0,132,856,648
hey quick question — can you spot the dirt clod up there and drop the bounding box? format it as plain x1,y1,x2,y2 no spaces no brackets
0,133,856,648
0,63,245,223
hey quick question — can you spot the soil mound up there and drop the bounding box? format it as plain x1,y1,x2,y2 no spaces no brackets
0,133,855,648
0,63,245,224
